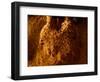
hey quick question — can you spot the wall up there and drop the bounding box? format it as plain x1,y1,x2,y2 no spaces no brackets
0,0,99,82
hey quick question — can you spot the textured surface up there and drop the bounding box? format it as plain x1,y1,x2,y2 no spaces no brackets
28,16,87,66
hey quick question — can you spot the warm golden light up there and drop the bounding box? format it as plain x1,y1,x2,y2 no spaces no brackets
28,15,87,66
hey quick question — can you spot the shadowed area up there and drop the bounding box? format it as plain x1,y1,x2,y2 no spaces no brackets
28,15,87,66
